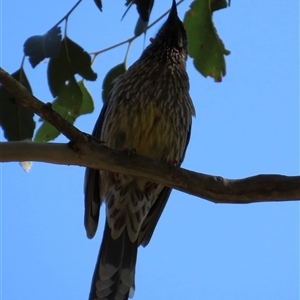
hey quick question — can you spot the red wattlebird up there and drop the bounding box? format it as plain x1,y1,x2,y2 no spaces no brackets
84,1,195,299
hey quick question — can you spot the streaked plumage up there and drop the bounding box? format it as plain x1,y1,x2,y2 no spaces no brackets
84,1,195,299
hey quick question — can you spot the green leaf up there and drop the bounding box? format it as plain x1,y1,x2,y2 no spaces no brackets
211,0,228,12
56,77,82,113
78,80,94,115
102,63,126,103
34,80,94,142
34,118,59,142
184,0,230,82
0,68,35,141
47,37,97,97
34,100,73,142
23,26,62,68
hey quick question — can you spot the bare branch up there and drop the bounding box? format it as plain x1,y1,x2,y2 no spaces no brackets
1,141,299,203
1,66,299,204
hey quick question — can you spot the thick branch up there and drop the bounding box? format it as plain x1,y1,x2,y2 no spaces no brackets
1,141,299,203
1,67,299,204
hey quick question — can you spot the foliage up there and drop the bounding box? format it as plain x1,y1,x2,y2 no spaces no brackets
0,0,230,143
0,68,35,141
184,0,230,81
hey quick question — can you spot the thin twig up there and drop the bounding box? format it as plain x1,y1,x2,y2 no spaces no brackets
52,0,83,29
90,0,185,57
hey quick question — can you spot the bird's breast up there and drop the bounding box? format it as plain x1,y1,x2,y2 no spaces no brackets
102,98,188,164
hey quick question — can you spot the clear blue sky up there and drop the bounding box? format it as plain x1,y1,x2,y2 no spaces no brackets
1,1,299,300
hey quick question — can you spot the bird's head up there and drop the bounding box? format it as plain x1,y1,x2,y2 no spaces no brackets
141,0,188,65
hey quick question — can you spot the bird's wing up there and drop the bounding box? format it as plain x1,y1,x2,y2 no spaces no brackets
84,101,109,239
138,123,192,247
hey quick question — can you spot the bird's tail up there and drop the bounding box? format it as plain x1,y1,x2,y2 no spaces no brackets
89,222,138,300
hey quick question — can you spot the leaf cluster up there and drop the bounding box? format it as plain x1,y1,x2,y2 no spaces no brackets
0,0,230,143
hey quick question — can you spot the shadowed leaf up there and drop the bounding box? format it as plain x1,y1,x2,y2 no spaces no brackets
23,26,62,68
124,0,154,22
124,0,154,36
47,37,97,98
93,0,103,11
134,17,148,36
0,68,35,141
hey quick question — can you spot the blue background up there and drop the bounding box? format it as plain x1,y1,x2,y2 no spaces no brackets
1,1,299,299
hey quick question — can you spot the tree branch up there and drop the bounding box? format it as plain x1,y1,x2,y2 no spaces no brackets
0,67,299,204
1,141,299,203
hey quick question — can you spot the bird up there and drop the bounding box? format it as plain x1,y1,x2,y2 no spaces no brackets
84,0,195,299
